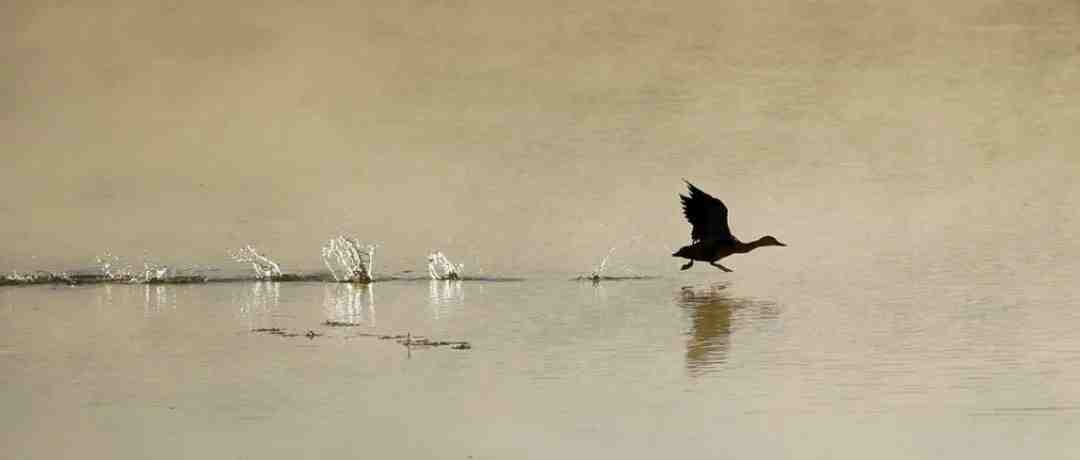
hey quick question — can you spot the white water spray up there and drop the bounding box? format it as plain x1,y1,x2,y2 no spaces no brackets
229,245,283,280
4,271,34,283
95,252,137,282
427,251,463,280
321,235,376,283
588,246,618,279
141,261,172,283
584,234,645,280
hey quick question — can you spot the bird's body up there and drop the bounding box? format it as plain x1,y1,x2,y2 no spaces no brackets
673,181,785,272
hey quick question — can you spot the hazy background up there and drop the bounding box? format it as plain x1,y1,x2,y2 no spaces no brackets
5,4,1080,458
4,0,1079,275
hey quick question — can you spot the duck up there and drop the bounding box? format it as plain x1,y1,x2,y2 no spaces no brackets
673,180,786,272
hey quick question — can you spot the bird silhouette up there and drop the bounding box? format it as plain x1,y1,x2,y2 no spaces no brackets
673,181,786,272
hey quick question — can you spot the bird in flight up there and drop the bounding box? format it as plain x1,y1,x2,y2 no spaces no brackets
673,181,786,272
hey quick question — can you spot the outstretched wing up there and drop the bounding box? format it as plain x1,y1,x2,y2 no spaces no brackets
680,181,735,243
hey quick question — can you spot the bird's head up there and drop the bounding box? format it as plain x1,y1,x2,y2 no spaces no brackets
757,235,787,247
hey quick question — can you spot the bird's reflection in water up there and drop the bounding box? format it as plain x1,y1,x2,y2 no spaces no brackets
236,281,281,323
585,280,607,301
428,280,464,320
324,283,376,326
678,284,777,377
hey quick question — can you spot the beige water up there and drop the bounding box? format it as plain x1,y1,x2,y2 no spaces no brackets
6,1,1080,457
3,261,1079,459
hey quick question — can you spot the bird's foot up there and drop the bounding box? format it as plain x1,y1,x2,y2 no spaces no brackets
710,262,733,272
679,261,694,271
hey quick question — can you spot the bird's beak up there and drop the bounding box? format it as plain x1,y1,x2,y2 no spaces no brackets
777,241,788,247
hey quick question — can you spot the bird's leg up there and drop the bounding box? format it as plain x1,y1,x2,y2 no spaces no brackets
680,261,694,271
710,262,733,272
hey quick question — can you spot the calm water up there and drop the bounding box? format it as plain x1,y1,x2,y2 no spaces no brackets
2,268,1078,459
9,1,1080,457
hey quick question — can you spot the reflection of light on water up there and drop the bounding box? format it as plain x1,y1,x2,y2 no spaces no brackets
677,284,778,377
237,281,281,319
323,283,376,325
97,284,114,308
143,285,176,316
428,280,464,320
1,286,11,314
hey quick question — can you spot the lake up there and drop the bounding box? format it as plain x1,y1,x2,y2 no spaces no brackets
8,1,1080,457
3,267,1078,459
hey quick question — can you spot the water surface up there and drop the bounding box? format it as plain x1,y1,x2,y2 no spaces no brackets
7,3,1080,455
3,272,1078,459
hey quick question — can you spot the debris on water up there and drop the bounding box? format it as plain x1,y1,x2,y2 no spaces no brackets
321,235,377,283
251,326,467,349
251,327,301,337
572,274,659,282
378,333,471,350
252,328,286,333
407,338,472,349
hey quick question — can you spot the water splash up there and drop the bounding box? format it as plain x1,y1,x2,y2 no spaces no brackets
96,253,206,284
427,251,463,280
95,252,137,282
4,253,202,286
142,262,170,282
587,246,618,280
321,235,376,283
1,269,82,285
228,245,283,280
577,235,653,281
2,270,41,284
